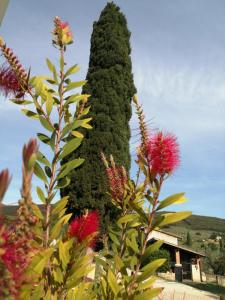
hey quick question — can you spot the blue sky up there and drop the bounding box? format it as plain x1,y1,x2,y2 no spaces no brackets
0,0,224,218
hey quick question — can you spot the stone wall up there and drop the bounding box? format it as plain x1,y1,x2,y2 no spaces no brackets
158,272,175,281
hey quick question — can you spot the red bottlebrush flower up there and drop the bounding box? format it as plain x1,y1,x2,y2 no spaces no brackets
106,166,127,201
146,132,180,176
0,65,25,98
69,211,99,247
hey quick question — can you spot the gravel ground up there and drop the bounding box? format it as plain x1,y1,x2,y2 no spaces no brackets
154,279,220,300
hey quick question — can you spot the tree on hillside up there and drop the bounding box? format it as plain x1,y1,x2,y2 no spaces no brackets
61,2,136,231
186,231,192,246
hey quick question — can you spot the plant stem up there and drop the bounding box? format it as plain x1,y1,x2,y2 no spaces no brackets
44,47,65,248
127,177,163,295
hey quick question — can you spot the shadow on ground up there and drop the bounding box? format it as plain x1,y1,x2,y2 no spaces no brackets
185,281,225,297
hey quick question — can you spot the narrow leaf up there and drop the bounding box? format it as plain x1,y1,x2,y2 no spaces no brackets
34,162,48,183
157,211,192,227
21,109,39,119
59,138,82,160
36,187,46,204
157,193,187,211
64,64,80,78
133,288,163,300
107,269,120,296
52,196,69,215
37,133,50,144
11,99,33,105
57,158,84,180
39,116,54,132
137,259,166,282
65,80,87,92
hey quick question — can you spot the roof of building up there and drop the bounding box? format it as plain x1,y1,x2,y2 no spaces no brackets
150,237,206,257
154,229,182,240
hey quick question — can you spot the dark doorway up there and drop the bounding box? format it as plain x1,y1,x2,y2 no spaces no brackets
182,262,192,280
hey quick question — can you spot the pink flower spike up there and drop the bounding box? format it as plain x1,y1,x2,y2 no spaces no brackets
146,131,180,176
60,22,69,29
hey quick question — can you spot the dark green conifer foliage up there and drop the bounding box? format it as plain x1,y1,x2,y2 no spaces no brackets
61,2,136,231
186,231,192,246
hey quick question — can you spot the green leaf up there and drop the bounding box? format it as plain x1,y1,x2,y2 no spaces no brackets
107,269,120,296
157,193,187,211
137,276,157,291
36,187,46,204
117,214,137,225
51,214,72,240
57,158,84,180
71,131,84,138
52,196,69,215
130,202,148,224
108,232,120,246
66,264,94,290
28,248,54,275
64,94,80,106
21,109,39,119
53,267,63,283
81,123,92,129
126,236,139,253
46,58,55,73
157,211,192,227
65,80,87,92
49,130,56,150
59,138,82,160
31,203,44,220
36,151,51,167
142,240,164,264
30,283,45,300
114,255,125,271
64,64,80,78
138,259,167,282
11,99,33,105
56,177,71,189
61,122,74,138
81,106,90,116
37,133,50,144
34,162,48,183
46,94,53,115
39,116,54,132
133,288,163,300
59,239,73,269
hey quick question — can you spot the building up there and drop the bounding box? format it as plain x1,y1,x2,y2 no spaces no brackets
148,230,206,282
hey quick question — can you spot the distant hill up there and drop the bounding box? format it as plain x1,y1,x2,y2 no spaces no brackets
1,204,46,219
3,205,225,236
166,214,225,234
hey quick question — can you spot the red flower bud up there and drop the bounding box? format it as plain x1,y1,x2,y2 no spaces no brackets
106,166,127,201
22,138,38,171
0,169,11,201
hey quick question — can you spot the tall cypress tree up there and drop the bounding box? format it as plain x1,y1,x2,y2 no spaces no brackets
62,2,136,230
